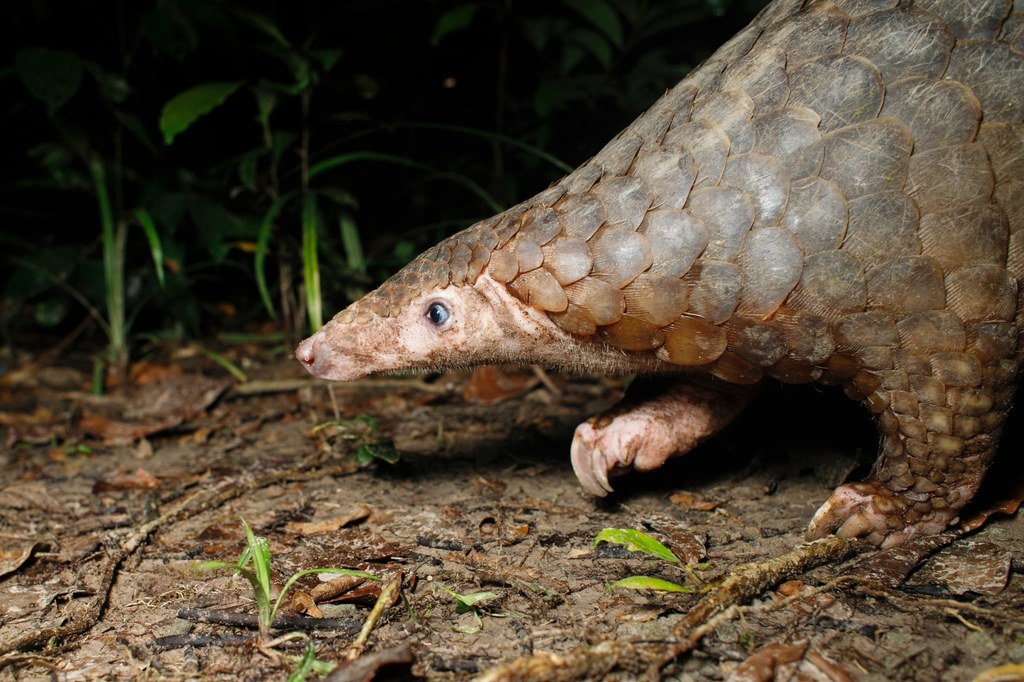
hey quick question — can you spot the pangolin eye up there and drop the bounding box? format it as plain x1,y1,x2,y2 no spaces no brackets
426,301,450,326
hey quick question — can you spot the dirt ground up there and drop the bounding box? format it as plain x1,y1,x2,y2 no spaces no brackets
1,347,1022,681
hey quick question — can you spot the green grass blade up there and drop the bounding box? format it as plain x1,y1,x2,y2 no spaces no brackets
132,208,165,287
593,528,681,564
192,344,248,382
308,150,503,214
87,156,126,368
286,639,317,682
396,122,573,173
254,194,294,320
301,192,322,332
241,520,272,600
339,210,366,275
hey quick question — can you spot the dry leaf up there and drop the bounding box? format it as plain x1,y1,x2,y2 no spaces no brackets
287,506,372,535
93,467,160,492
462,366,539,404
0,539,45,578
669,490,721,511
728,641,808,682
292,588,323,618
907,541,1011,596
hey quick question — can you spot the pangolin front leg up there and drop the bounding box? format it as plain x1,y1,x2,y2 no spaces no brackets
571,377,756,496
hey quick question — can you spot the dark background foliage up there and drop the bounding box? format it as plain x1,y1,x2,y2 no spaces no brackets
1,0,767,368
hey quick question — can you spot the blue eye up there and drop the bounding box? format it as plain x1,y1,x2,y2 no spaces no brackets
426,301,450,326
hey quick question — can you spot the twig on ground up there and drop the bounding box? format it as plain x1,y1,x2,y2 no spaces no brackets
175,608,361,635
0,456,360,658
347,573,402,660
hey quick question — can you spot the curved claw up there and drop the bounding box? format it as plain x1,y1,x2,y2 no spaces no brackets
571,423,614,497
807,483,955,548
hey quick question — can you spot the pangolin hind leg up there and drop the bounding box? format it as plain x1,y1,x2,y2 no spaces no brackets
808,338,1021,548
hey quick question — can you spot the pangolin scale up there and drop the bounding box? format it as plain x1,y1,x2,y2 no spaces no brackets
297,0,1024,548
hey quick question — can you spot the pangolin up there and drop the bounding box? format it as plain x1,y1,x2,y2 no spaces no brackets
297,0,1024,548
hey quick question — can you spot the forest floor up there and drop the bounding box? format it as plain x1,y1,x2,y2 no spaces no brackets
1,343,1022,681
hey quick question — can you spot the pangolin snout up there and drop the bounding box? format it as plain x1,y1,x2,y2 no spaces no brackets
295,334,322,374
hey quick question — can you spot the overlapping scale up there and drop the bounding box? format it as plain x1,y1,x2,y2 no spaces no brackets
820,118,913,199
946,42,1024,122
687,186,754,263
722,152,791,228
508,268,568,313
756,1,849,66
915,0,1012,39
907,144,994,214
589,228,653,289
844,192,921,270
630,147,696,210
685,260,742,325
715,45,790,113
621,273,689,327
735,227,803,316
639,209,708,277
564,278,625,326
542,236,593,286
590,176,650,231
919,205,1009,270
779,177,848,254
879,78,981,152
844,8,955,81
662,120,731,188
788,55,884,133
691,91,756,154
752,106,823,179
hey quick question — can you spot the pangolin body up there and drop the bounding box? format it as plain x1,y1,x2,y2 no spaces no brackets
297,0,1024,547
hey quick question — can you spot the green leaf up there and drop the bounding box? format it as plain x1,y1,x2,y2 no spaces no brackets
310,48,344,72
452,623,482,634
15,48,83,114
593,528,681,564
608,576,692,593
568,28,614,70
302,193,322,332
560,0,624,47
238,151,259,193
431,4,478,46
133,209,165,287
160,81,243,144
188,198,232,263
455,590,499,608
320,188,359,210
233,10,290,47
112,109,158,155
436,584,500,611
253,86,278,132
272,130,297,166
356,442,399,466
83,60,130,104
339,211,365,274
33,297,69,327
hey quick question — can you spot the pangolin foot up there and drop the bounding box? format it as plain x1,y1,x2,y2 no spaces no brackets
806,482,957,548
570,413,681,497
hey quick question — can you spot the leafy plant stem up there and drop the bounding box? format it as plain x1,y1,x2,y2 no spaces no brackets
299,88,323,333
87,155,127,379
